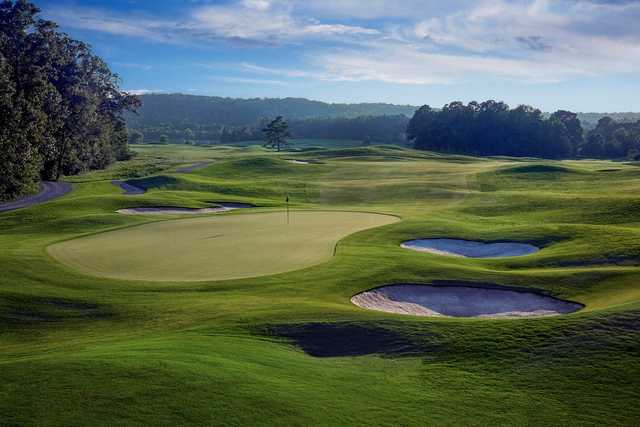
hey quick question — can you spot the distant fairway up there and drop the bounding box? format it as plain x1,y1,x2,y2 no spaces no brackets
48,211,399,282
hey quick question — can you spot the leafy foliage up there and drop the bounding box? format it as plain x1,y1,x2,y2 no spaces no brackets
581,117,640,159
262,116,290,151
408,101,640,160
0,0,139,201
408,101,577,159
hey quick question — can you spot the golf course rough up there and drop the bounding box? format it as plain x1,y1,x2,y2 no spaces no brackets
352,284,583,318
5,144,640,426
48,210,399,282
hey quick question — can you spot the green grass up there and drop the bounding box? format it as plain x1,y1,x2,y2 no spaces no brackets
48,211,398,282
1,144,640,426
211,138,366,149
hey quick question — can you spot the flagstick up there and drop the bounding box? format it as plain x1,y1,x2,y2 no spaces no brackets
286,193,290,225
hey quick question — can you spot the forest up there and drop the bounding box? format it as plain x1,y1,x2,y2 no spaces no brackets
125,94,416,128
0,0,138,201
133,115,409,145
127,95,639,160
408,101,640,160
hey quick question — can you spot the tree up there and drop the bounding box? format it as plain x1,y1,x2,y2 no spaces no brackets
262,116,290,151
582,116,640,159
159,134,169,144
183,128,195,144
550,110,583,156
581,133,604,158
129,129,144,145
407,100,582,159
0,0,139,199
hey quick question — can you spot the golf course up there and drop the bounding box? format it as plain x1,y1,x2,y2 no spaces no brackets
2,143,639,425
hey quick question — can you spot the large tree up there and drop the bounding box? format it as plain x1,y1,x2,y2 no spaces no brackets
262,116,290,152
0,0,139,200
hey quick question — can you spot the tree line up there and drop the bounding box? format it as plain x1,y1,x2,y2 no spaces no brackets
408,101,640,160
581,117,640,159
131,114,409,145
125,93,417,129
0,0,138,201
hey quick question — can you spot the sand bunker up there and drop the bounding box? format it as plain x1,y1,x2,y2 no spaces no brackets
352,284,583,318
402,238,539,258
286,159,311,164
117,202,254,215
112,180,146,195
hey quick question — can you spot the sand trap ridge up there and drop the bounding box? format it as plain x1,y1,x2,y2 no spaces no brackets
402,238,539,258
117,202,254,215
352,284,583,318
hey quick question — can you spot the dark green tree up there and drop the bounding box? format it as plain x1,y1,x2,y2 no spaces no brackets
262,116,290,151
129,129,144,145
0,0,139,199
408,100,578,159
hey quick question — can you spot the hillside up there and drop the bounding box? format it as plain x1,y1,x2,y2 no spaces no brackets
577,112,640,129
125,94,418,128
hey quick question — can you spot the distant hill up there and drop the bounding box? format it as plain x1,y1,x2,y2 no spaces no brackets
577,112,640,129
124,94,639,146
125,94,418,128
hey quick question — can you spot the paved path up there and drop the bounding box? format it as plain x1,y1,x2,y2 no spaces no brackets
0,181,72,213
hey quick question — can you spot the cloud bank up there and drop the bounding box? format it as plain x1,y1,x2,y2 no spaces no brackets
47,0,640,85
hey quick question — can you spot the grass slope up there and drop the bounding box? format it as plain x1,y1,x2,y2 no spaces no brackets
1,144,639,426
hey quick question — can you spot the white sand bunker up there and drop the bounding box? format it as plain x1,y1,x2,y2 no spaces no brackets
117,202,254,215
286,159,311,164
402,238,539,258
352,284,583,318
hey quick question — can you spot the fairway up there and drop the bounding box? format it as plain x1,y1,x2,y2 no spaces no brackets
4,3,640,424
48,211,399,282
4,144,640,426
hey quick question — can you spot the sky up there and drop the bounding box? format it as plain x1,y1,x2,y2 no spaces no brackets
37,0,640,112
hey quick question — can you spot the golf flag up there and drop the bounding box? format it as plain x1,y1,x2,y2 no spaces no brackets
286,194,290,225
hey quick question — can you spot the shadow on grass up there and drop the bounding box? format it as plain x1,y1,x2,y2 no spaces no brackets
261,321,440,358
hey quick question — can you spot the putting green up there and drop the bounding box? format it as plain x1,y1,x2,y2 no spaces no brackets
48,211,399,282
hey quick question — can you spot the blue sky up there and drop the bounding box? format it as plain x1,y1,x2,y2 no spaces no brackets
37,0,640,112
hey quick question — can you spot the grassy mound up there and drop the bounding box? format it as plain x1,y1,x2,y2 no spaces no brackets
500,164,576,174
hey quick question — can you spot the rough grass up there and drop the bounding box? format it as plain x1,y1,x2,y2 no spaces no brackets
1,144,640,426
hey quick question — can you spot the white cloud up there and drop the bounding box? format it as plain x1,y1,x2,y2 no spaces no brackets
190,1,378,42
125,89,165,95
298,0,451,19
242,0,273,11
48,0,640,86
47,1,377,45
